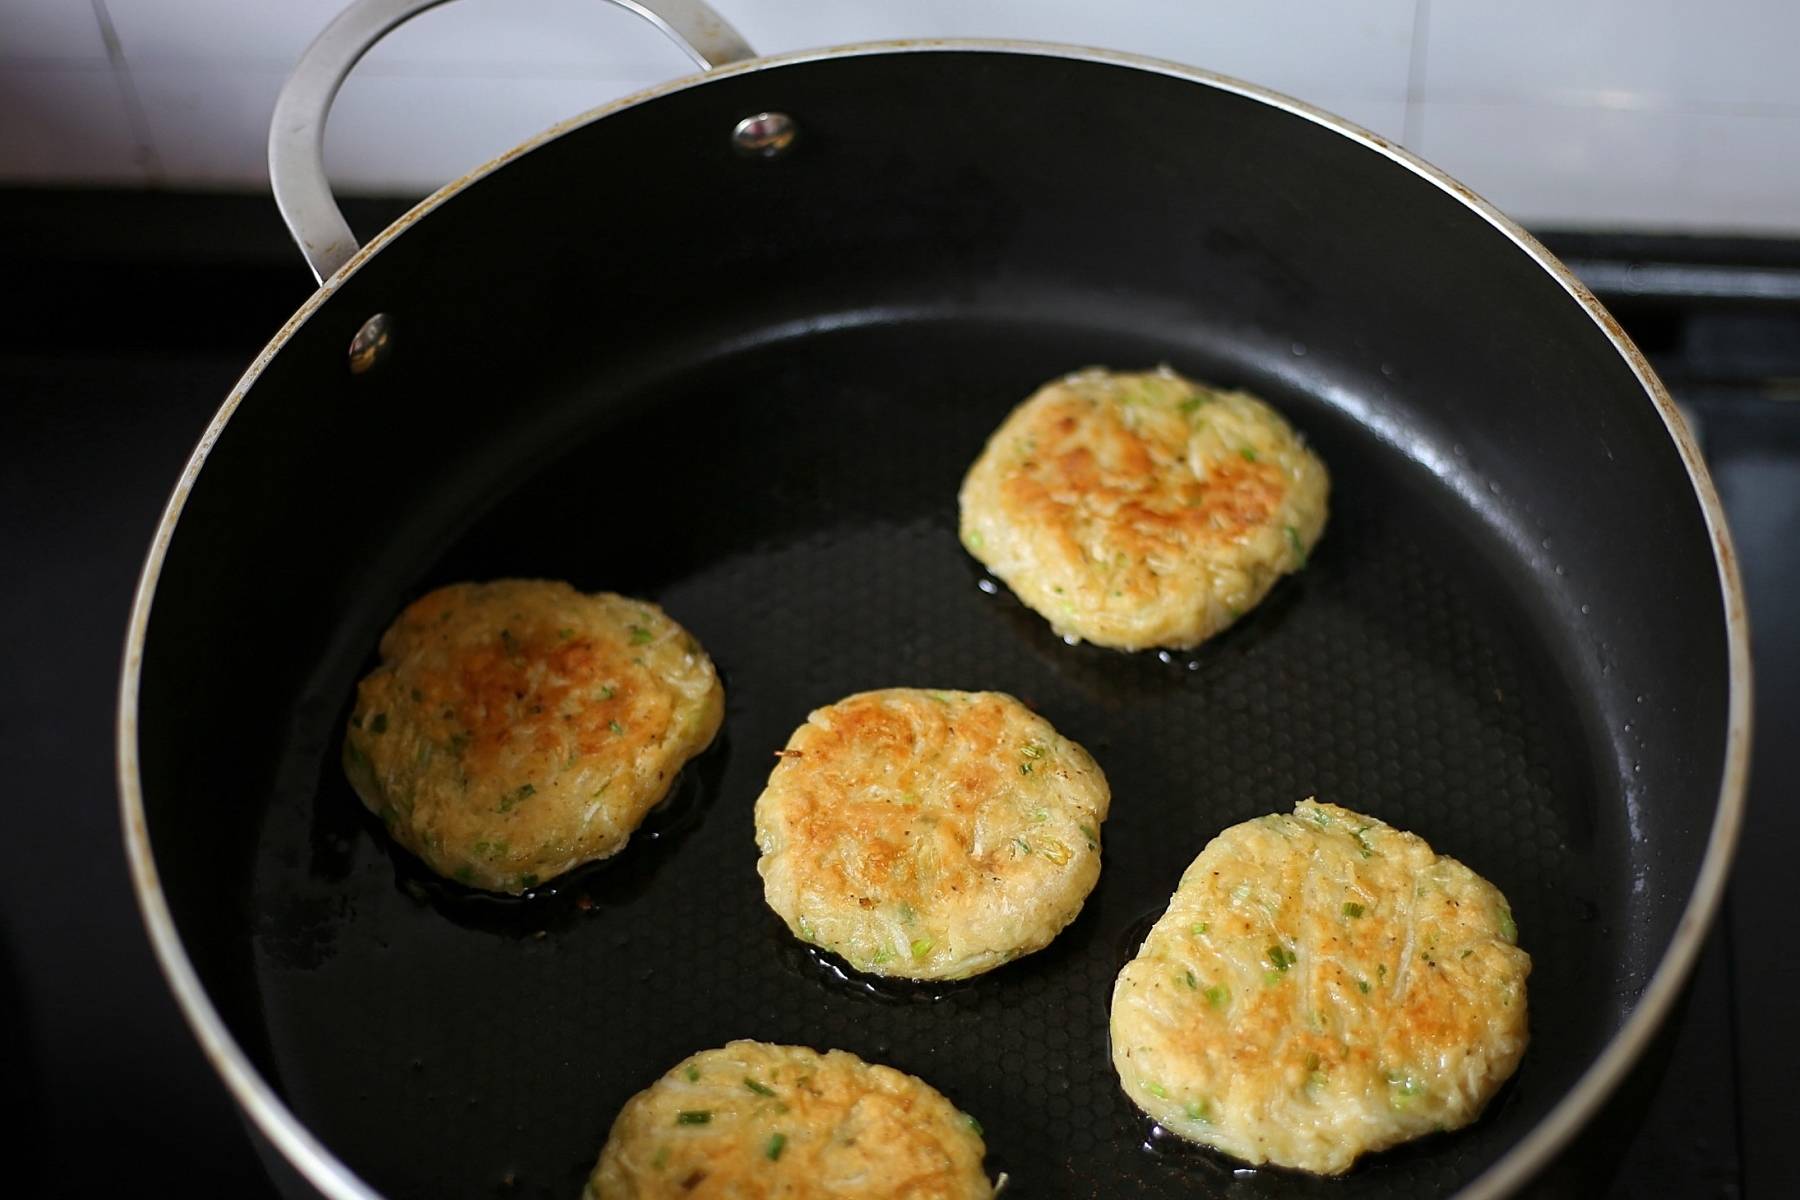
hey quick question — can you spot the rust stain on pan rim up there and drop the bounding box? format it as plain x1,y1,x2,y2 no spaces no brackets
115,38,1750,1200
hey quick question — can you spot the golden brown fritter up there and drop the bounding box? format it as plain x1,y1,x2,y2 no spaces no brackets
959,366,1329,650
1111,800,1530,1173
586,1041,994,1199
343,579,722,893
754,689,1109,980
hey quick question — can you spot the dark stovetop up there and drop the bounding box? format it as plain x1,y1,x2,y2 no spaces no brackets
3,192,1794,1197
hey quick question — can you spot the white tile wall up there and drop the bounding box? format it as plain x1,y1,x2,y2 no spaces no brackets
1424,0,1800,111
1415,101,1800,234
0,65,147,183
0,0,1795,234
129,64,284,186
1,0,111,62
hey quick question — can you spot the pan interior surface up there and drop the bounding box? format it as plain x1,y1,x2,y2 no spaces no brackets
129,49,1732,1200
247,315,1609,1199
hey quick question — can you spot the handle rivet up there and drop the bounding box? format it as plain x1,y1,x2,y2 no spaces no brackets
349,312,393,374
732,111,796,158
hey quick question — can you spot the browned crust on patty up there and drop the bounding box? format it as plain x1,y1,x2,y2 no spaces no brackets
344,580,723,893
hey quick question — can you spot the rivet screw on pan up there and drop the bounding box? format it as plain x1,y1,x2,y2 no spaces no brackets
732,111,797,158
349,312,393,375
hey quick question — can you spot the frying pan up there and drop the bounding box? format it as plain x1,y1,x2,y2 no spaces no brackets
118,1,1749,1197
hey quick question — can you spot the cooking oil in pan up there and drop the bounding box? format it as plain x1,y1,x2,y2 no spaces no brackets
377,736,729,937
773,915,975,1007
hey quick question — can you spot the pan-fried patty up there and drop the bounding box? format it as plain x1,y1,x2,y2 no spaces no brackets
754,689,1109,980
586,1041,994,1199
1110,800,1530,1174
343,579,723,894
958,366,1329,651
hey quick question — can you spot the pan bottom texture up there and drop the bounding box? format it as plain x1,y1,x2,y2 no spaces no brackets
248,313,1617,1198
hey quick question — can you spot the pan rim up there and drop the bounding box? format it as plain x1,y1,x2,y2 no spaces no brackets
115,38,1750,1200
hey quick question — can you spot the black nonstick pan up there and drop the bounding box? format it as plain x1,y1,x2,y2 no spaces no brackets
119,2,1749,1197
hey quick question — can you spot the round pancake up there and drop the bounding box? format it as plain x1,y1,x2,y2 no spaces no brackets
342,579,723,894
586,1041,994,1199
754,689,1109,980
1110,800,1530,1174
958,366,1329,651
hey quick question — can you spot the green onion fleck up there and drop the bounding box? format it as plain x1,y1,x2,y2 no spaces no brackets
684,1065,700,1082
1146,1081,1168,1099
652,1147,669,1170
1268,944,1296,972
745,1078,775,1097
797,917,816,943
629,625,653,645
517,872,538,889
1204,984,1229,1009
910,937,934,960
1358,978,1372,994
1285,524,1307,565
1185,1098,1212,1123
1080,823,1098,847
557,628,573,639
1018,763,1033,775
1343,902,1365,918
601,685,616,699
1497,906,1518,942
1181,970,1198,990
966,530,985,549
1240,447,1259,462
676,1110,711,1125
1264,970,1283,986
765,1132,787,1161
1352,826,1374,858
453,865,475,884
369,712,388,734
964,1113,983,1137
1021,743,1044,759
609,719,624,735
1014,838,1032,854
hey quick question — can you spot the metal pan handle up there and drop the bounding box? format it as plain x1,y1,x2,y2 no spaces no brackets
269,0,755,283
